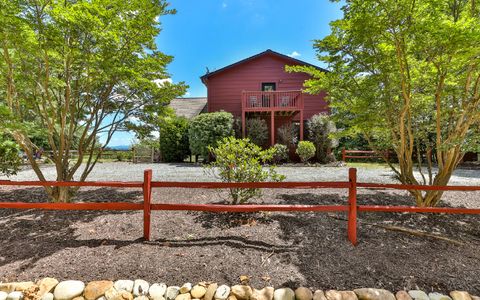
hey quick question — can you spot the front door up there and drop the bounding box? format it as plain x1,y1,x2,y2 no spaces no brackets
261,83,276,106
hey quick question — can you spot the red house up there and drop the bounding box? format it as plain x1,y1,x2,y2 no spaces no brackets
201,49,328,146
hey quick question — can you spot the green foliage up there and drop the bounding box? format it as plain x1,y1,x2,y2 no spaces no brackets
272,144,289,163
277,123,298,147
308,113,338,163
0,0,184,202
246,118,269,147
188,112,234,158
160,116,190,162
287,0,480,206
296,141,316,163
206,137,285,204
0,136,20,177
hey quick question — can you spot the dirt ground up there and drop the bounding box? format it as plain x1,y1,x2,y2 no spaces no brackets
0,185,479,295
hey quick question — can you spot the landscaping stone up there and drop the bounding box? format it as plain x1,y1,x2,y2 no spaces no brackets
325,290,357,300
312,290,327,300
471,297,480,300
0,283,35,294
179,284,192,295
204,284,218,300
190,285,207,299
166,287,180,300
274,288,295,300
175,294,191,300
428,293,452,300
53,281,85,300
228,296,237,300
149,284,167,300
295,288,313,300
231,285,253,300
251,287,274,300
0,291,7,300
41,293,54,300
72,296,85,300
353,288,394,300
133,296,149,300
7,292,23,300
84,281,114,300
133,281,149,297
449,292,472,300
114,281,134,293
214,286,230,300
37,278,59,297
396,291,412,300
408,291,429,300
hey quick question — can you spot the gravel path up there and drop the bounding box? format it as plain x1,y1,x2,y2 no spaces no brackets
3,162,480,185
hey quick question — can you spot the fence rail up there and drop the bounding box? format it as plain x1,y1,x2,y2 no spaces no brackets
341,149,390,161
1,168,479,246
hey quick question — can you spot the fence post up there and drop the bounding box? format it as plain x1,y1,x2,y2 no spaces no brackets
342,148,346,162
348,168,357,246
143,169,153,241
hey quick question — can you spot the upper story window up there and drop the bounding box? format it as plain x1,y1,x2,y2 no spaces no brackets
262,82,276,91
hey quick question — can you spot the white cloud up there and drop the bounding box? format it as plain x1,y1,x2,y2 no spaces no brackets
184,92,191,97
222,2,227,8
288,51,301,58
153,78,173,87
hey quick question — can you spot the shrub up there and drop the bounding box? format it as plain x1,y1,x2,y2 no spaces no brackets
160,116,190,162
296,141,316,163
272,143,288,163
308,113,339,163
277,123,298,147
206,137,285,204
188,112,234,158
0,137,21,177
116,152,126,162
246,118,269,147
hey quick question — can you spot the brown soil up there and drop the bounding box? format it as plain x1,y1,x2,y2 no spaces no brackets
0,186,479,295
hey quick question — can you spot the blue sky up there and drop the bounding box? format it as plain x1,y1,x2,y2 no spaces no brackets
104,0,344,146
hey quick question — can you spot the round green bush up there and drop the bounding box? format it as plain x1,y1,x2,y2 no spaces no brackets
188,112,234,158
272,143,288,163
296,141,316,163
160,116,190,162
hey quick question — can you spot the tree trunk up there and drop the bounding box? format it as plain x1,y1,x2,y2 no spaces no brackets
49,186,72,203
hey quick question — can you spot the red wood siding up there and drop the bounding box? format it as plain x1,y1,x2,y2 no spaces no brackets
205,53,328,120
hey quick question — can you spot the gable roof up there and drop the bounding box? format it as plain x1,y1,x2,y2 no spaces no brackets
200,49,328,84
169,97,207,119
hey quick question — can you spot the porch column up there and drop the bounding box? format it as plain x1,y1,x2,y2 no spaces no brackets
242,111,246,138
299,110,304,141
270,111,275,146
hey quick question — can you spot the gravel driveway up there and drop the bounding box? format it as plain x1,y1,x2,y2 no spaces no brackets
3,162,480,186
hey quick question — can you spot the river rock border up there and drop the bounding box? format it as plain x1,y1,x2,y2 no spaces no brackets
0,280,478,300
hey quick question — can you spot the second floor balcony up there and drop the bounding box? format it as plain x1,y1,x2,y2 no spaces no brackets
242,90,304,112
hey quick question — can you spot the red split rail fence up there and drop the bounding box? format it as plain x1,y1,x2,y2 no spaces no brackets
342,149,390,161
1,168,480,245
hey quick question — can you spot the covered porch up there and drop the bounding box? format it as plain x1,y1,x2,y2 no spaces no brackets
241,90,304,146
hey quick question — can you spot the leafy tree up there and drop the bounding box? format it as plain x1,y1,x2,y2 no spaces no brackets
296,141,316,163
159,116,190,162
188,112,234,158
206,137,285,204
0,0,184,202
288,0,480,206
308,113,339,163
246,118,269,147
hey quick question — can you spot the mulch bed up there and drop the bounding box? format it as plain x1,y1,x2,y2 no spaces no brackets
0,186,479,295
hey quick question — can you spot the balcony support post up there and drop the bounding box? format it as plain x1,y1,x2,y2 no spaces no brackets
270,111,275,146
242,110,246,138
299,109,304,141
